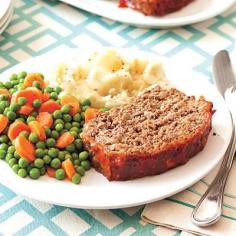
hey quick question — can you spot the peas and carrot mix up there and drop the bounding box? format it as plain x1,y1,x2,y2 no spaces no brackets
0,71,100,184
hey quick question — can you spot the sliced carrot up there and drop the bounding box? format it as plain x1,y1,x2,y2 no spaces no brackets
84,108,99,123
8,121,30,141
39,100,61,113
47,167,56,178
12,87,43,105
56,132,75,149
62,159,76,180
18,105,34,115
28,121,46,141
36,112,53,128
24,73,46,89
0,115,9,134
42,93,50,103
15,135,35,162
60,95,80,116
0,88,10,97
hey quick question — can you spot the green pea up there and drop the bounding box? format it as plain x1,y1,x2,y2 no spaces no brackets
81,98,91,107
72,173,81,184
19,158,29,168
79,151,89,161
36,141,46,149
58,151,65,161
10,73,18,81
17,118,25,123
12,164,20,174
72,122,80,128
0,143,8,151
81,112,85,120
34,158,44,168
74,139,82,150
64,122,72,130
66,144,75,153
50,92,58,100
70,127,79,133
100,107,109,112
54,118,64,125
44,149,48,155
10,103,20,112
72,152,79,160
0,135,9,143
55,86,62,94
7,111,16,121
76,166,85,176
6,153,13,162
73,114,81,122
40,167,46,176
63,114,72,122
81,160,90,170
45,87,54,93
0,101,6,111
0,95,7,101
70,131,78,138
65,153,71,160
3,108,10,116
32,99,41,108
29,168,40,179
48,148,59,158
4,81,13,89
32,81,41,89
27,116,35,123
7,146,15,154
14,151,21,159
35,148,45,158
61,105,70,114
0,150,6,159
55,123,63,132
46,138,56,148
45,128,51,138
55,168,65,180
18,168,27,178
17,97,27,105
19,131,29,138
51,130,59,139
50,158,61,169
73,159,80,166
8,158,17,167
82,105,89,112
29,133,39,144
18,71,27,79
43,155,51,164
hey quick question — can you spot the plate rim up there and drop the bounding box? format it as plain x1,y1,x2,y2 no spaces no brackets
59,0,236,28
0,47,232,209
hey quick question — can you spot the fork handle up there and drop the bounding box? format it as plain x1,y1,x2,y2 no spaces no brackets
191,120,236,227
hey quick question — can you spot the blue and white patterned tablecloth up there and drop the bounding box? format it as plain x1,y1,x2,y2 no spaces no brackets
0,0,235,235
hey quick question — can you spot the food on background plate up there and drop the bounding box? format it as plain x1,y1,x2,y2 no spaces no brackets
0,72,92,184
118,0,195,16
55,48,168,109
82,86,213,181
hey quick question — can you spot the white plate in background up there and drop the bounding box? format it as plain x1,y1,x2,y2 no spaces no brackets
59,0,236,28
0,47,232,209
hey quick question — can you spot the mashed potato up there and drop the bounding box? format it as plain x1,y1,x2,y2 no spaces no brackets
54,48,168,108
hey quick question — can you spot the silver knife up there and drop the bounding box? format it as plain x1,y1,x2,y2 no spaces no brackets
191,50,236,227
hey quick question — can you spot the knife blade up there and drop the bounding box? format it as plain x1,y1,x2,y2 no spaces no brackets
213,50,236,96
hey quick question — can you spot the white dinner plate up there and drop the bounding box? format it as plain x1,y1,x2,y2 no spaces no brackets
0,3,14,35
0,47,232,209
0,0,12,22
59,0,236,28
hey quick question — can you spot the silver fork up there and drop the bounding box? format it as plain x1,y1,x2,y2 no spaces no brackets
191,51,236,227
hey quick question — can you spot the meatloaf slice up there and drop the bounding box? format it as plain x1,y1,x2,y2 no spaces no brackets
130,0,195,16
82,86,213,181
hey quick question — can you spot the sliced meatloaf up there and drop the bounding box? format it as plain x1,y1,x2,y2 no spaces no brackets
82,86,213,181
130,0,195,16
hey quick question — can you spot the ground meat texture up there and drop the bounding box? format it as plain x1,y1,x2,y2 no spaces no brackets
130,0,195,16
82,86,213,181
